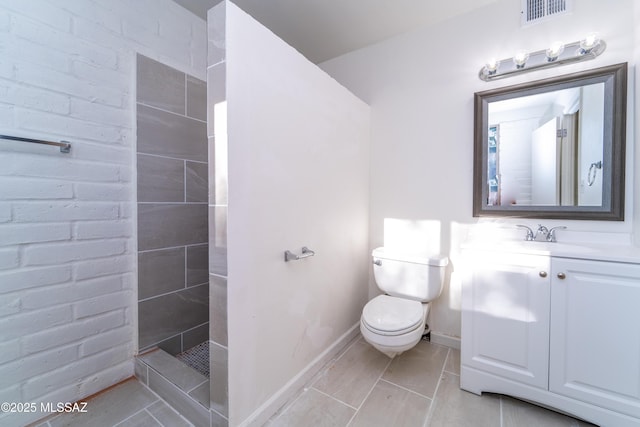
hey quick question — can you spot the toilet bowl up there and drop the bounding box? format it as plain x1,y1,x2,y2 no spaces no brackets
360,295,430,358
361,248,447,358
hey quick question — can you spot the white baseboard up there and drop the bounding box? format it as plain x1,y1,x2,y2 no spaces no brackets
430,331,461,350
240,323,360,427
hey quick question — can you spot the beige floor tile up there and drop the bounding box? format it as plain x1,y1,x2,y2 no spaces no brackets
269,388,355,427
305,336,361,387
147,369,209,427
146,401,194,427
444,348,460,375
382,341,448,398
48,379,159,427
427,373,500,427
116,410,162,427
349,380,431,427
501,396,597,427
312,340,390,407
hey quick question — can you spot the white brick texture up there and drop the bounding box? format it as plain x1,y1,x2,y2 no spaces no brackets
0,0,206,424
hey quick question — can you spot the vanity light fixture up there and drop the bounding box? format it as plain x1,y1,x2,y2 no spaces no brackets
479,34,606,81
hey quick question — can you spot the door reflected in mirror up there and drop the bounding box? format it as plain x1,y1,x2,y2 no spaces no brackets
488,82,604,207
473,63,627,220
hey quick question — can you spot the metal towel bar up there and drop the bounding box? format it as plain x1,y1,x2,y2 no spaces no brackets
284,247,315,262
0,134,71,153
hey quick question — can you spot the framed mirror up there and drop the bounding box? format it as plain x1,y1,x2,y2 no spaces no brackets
473,63,627,220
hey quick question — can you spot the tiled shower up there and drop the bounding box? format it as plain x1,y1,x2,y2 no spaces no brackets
135,54,209,357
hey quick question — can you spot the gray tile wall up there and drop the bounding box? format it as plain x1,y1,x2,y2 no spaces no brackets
136,54,209,355
208,3,229,425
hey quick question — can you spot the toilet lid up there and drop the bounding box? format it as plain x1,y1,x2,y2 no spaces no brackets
362,295,423,335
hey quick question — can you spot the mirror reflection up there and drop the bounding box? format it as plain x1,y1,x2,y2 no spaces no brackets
487,83,604,207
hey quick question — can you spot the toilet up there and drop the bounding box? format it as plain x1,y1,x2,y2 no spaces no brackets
360,247,448,358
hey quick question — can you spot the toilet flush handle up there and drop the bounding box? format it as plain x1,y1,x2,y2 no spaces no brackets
373,259,382,266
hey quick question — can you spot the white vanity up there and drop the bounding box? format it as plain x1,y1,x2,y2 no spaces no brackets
461,241,640,427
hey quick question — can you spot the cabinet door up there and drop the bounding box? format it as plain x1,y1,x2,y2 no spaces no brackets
462,252,550,389
550,258,640,418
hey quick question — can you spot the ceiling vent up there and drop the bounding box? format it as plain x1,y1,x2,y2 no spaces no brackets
521,0,572,26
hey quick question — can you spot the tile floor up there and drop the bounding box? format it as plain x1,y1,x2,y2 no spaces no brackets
266,337,597,427
31,378,193,427
34,336,598,427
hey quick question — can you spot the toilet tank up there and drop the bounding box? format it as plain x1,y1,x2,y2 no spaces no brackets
372,247,448,302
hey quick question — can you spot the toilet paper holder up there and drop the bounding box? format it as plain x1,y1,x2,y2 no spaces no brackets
284,247,315,262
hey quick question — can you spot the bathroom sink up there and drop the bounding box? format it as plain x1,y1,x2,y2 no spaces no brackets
517,241,594,252
464,239,640,263
475,241,598,257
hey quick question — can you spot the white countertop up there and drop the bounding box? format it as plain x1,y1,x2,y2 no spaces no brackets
462,240,640,264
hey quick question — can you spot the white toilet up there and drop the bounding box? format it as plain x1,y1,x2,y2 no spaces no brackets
360,247,448,358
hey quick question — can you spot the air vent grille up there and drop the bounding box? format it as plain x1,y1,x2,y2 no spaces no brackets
521,0,571,25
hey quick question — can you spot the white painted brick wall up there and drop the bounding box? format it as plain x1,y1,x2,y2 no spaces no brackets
1,265,73,293
0,178,74,200
0,248,18,270
0,305,73,341
22,275,124,310
22,310,126,354
0,345,79,390
74,254,131,280
0,0,206,424
0,204,10,222
22,345,132,401
1,223,72,246
74,220,130,239
0,338,20,365
23,239,127,266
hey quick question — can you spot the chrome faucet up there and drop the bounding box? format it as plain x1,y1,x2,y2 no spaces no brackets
547,226,567,242
516,224,534,241
516,224,567,242
535,224,549,241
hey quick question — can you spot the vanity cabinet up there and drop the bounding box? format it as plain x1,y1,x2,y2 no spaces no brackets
462,250,640,427
549,258,640,420
462,252,550,389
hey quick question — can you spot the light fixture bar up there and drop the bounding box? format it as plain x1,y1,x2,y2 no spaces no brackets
478,39,606,82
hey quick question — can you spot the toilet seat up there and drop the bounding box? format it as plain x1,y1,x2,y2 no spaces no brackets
362,295,424,336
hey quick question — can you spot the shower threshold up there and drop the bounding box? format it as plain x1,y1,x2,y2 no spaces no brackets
135,345,210,426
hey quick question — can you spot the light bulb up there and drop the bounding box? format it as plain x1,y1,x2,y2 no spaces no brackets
580,33,599,54
545,42,564,62
485,58,499,75
513,51,529,69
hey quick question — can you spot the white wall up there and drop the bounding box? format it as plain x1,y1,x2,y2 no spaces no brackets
634,2,640,245
321,0,637,340
498,118,538,205
225,3,370,425
579,84,605,205
0,1,205,425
